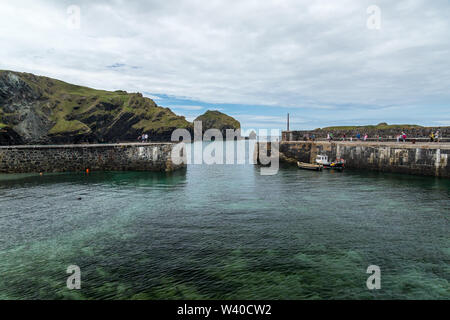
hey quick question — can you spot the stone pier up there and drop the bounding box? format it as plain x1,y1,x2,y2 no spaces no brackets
0,143,186,174
256,141,450,178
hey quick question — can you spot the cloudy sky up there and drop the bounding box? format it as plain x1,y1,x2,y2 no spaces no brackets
1,0,449,131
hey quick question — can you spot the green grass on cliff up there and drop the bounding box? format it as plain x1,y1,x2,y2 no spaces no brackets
0,70,192,139
134,116,192,132
0,107,6,129
48,120,91,135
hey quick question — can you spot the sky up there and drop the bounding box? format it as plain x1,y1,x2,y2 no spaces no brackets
0,0,449,131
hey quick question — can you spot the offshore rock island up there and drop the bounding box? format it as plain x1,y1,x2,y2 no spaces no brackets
194,110,241,138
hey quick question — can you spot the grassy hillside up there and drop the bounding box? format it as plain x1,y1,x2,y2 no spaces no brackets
0,70,192,144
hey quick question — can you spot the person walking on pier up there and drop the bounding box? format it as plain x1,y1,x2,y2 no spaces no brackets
400,132,407,142
430,132,435,142
140,134,148,143
356,133,361,141
435,130,440,143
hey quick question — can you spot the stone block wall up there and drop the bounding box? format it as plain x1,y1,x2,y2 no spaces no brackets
256,141,450,178
0,143,186,174
279,142,315,163
314,142,449,178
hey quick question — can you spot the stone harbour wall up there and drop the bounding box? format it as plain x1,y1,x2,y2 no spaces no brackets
257,141,450,178
0,143,186,174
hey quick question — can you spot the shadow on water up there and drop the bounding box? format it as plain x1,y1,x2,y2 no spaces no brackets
278,161,450,195
0,169,188,190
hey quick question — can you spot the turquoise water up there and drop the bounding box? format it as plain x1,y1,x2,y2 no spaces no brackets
0,141,449,300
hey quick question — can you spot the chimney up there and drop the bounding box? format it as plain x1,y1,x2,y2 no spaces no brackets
287,113,290,132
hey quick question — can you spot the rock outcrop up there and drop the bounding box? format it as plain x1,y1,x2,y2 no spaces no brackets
0,70,193,145
194,110,241,139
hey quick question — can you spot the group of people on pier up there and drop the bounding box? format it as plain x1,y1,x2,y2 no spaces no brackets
325,132,377,142
137,133,150,143
429,130,441,142
317,130,444,143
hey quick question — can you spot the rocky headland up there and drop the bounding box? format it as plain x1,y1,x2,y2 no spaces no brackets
0,71,242,145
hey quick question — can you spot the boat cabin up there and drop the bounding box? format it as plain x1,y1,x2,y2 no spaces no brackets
316,155,330,165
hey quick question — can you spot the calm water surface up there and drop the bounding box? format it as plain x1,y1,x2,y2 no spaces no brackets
0,141,449,299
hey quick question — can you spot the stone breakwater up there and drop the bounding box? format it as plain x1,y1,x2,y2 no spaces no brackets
0,143,186,174
256,141,450,178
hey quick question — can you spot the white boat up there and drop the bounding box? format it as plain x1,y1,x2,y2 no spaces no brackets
316,155,330,166
315,155,345,169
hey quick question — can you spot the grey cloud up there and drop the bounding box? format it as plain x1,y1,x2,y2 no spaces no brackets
0,0,449,119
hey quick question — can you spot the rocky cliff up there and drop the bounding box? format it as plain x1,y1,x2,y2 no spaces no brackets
0,70,193,145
